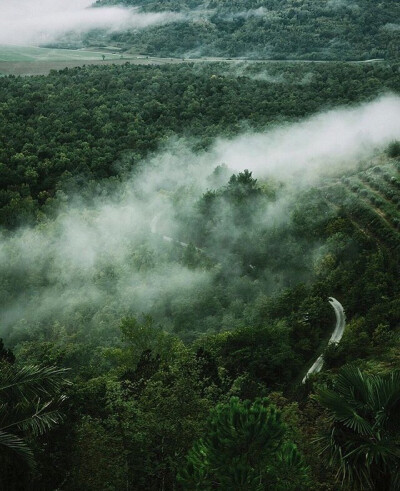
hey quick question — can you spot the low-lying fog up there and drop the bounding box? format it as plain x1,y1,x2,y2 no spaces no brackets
0,0,182,46
1,95,399,340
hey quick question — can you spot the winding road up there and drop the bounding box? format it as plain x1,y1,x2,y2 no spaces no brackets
151,214,346,382
302,297,346,384
151,214,190,248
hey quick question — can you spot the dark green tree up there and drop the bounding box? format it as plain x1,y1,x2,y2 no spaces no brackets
0,339,15,365
387,140,400,158
0,364,69,468
316,366,400,490
179,397,309,490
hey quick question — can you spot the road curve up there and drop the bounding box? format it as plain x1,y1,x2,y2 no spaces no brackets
302,297,346,384
151,213,201,250
152,214,346,382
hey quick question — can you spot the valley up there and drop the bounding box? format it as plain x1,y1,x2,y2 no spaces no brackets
0,1,399,490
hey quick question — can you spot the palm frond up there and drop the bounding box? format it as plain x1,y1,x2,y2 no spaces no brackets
21,399,65,436
0,365,70,403
369,371,400,416
390,467,400,491
0,430,34,467
316,387,373,435
316,366,400,490
334,365,369,404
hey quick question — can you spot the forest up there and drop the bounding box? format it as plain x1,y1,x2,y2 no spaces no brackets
0,52,399,490
1,61,399,228
93,0,400,60
1,0,400,483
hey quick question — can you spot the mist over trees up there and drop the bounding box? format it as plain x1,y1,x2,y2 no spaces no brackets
0,0,182,46
95,0,400,60
0,61,399,228
0,0,399,488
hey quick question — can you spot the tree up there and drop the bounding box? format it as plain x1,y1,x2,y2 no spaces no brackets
316,366,400,490
387,140,400,158
0,338,15,364
178,397,309,490
0,364,69,469
119,315,184,366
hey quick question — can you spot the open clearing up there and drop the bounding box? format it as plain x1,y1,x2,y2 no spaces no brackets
0,44,138,75
0,45,129,62
0,44,386,76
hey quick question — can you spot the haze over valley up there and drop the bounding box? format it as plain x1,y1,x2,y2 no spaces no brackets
0,1,399,490
0,0,182,46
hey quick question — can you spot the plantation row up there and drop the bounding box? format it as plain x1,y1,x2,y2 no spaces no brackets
343,176,400,232
324,160,400,250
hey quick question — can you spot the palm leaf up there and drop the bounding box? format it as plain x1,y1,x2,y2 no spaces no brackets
17,403,65,436
0,365,70,470
0,365,70,403
390,468,400,491
316,366,400,490
334,365,369,405
0,430,34,467
316,387,373,435
369,372,400,418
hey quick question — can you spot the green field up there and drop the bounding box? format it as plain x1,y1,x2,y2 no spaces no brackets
0,44,126,62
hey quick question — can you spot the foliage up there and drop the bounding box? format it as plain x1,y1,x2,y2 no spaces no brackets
98,0,400,61
387,140,400,159
0,62,399,227
316,366,400,490
0,50,399,491
119,315,185,364
179,396,309,490
0,363,70,488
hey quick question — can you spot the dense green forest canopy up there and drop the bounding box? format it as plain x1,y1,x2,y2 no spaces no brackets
92,0,400,60
0,47,399,491
1,61,399,228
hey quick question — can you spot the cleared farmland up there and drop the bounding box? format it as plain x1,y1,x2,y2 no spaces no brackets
0,45,138,75
0,45,128,62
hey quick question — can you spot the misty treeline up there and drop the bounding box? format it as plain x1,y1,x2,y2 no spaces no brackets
1,61,399,228
0,0,187,47
1,162,400,489
0,59,400,489
95,0,400,60
1,154,400,489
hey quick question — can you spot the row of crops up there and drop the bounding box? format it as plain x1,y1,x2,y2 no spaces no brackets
323,158,400,250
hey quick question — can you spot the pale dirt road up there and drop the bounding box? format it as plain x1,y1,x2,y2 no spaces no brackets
151,214,347,382
302,297,346,383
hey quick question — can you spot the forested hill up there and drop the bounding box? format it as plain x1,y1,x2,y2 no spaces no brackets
1,0,400,483
1,62,399,228
93,0,400,60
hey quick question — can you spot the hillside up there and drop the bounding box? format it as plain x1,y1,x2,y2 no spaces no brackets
1,1,400,487
93,0,400,60
1,61,399,228
325,156,400,252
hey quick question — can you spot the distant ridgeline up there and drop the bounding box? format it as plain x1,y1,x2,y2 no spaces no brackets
93,0,400,60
